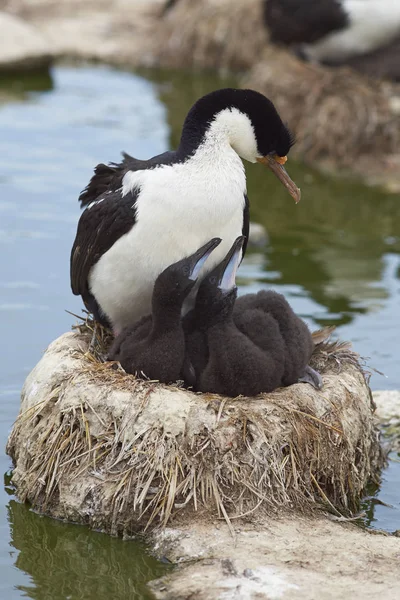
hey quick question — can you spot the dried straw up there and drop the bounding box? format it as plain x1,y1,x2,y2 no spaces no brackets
6,322,384,536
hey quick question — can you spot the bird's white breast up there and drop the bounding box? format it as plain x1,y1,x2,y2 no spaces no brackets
89,140,247,332
305,0,400,62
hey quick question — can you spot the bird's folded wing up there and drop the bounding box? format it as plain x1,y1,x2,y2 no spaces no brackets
264,0,348,46
70,189,138,297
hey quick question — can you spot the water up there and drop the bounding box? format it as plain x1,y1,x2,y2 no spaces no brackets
0,64,399,597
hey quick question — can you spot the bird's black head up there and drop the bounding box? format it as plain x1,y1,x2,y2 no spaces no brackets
181,88,300,203
153,238,222,310
194,236,245,327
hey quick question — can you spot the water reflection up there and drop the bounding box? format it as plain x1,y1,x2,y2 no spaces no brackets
7,500,169,600
361,452,400,531
0,65,172,600
0,69,53,100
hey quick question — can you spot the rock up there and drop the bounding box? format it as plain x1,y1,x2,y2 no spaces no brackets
373,390,400,450
0,12,53,72
149,516,400,600
5,330,395,599
373,390,400,421
6,329,383,536
248,222,268,247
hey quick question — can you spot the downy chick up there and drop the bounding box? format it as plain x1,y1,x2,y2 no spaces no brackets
233,290,322,388
108,238,221,383
188,237,285,397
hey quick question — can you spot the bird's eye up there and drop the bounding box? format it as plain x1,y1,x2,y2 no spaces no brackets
209,276,217,285
183,266,190,276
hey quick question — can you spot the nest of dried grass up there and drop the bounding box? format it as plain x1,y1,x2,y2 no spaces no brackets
6,316,384,536
245,50,400,168
154,0,400,185
154,0,268,71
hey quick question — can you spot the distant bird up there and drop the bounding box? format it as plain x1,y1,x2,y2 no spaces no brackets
108,238,221,383
234,290,322,389
186,237,286,397
70,88,300,335
264,0,400,79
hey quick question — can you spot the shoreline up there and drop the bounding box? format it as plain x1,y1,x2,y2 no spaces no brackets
0,0,399,191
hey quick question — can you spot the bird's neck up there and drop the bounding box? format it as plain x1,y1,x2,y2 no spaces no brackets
196,298,236,331
179,105,259,165
180,105,255,162
179,124,235,163
208,310,234,330
122,117,247,206
150,298,183,336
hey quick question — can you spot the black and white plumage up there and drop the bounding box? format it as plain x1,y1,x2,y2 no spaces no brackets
70,88,300,334
264,0,400,77
107,238,221,383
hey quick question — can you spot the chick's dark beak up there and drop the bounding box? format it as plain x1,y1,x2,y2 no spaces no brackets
257,155,301,203
218,236,245,292
188,237,221,281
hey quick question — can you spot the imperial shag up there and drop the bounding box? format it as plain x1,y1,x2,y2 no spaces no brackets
70,88,300,334
264,0,400,80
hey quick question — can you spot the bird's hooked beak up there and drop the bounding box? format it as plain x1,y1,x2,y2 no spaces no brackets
188,237,222,281
257,154,301,203
218,236,245,292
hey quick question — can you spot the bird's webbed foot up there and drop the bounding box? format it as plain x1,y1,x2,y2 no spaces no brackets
298,364,323,390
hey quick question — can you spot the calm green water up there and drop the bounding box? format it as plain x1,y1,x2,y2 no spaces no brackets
0,65,399,598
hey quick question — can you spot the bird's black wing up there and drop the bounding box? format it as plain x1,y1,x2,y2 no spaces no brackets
241,193,250,261
79,151,178,208
70,189,138,304
264,0,349,46
78,163,121,208
78,153,146,208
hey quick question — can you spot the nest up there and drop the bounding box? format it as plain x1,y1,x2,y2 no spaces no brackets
245,51,400,168
154,0,268,72
153,0,400,185
6,318,384,537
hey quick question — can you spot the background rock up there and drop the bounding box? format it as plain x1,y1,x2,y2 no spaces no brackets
0,11,53,71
